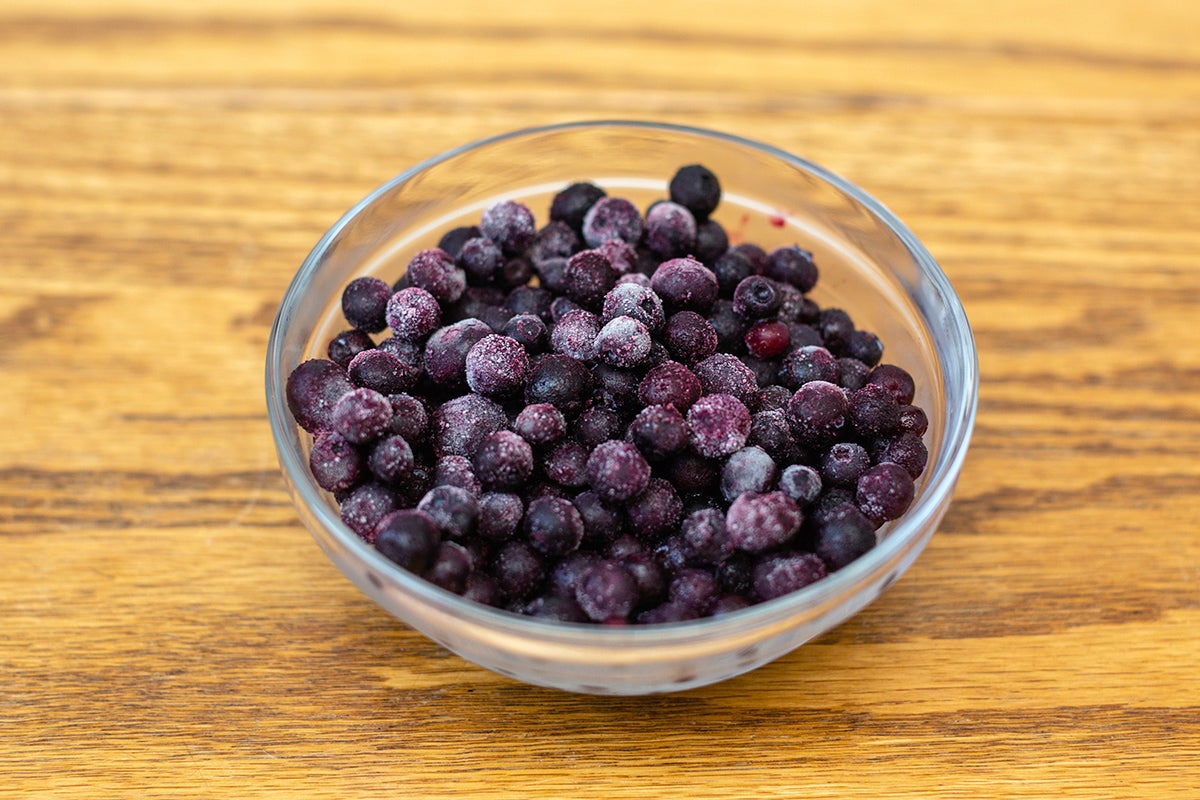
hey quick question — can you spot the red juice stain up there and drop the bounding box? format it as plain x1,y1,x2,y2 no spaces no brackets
769,214,787,228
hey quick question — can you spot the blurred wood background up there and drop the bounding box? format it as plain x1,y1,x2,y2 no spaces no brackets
1,1,1197,797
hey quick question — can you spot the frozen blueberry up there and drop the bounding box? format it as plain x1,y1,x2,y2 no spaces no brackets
524,496,585,559
524,353,594,413
627,404,689,461
574,560,639,622
376,335,424,374
499,255,534,288
871,432,929,480
456,236,504,285
821,442,871,487
726,491,803,553
897,404,929,436
692,218,729,266
550,181,606,231
386,287,442,341
694,353,758,404
385,392,426,442
651,257,719,313
573,490,624,544
549,294,583,322
856,462,916,524
462,572,502,607
779,463,823,505
493,540,544,601
638,360,702,411
686,393,751,458
752,552,827,601
514,402,567,446
430,393,507,457
668,164,721,221
818,308,856,355
592,364,641,411
756,384,793,413
341,276,392,333
732,276,781,320
744,320,791,360
849,382,901,439
636,600,700,625
708,299,750,353
549,551,603,599
476,492,524,542
748,409,798,461
437,225,482,259
836,357,872,392
627,479,683,539
405,248,466,304
417,485,479,539
573,406,623,450
585,440,652,503
669,568,719,614
717,552,755,596
423,541,472,594
502,313,548,354
504,285,554,321
868,363,916,405
597,238,639,275
287,359,355,433
327,329,375,369
348,348,418,395
666,453,718,495
529,220,581,266
543,440,590,488
581,196,644,249
815,503,876,571
522,593,588,622
765,245,819,293
720,446,777,502
786,380,849,447
332,387,392,444
595,315,652,368
419,319,491,387
473,430,534,491
562,249,619,308
367,434,414,484
779,345,840,389
601,282,664,332
644,201,697,260
680,508,733,566
549,309,600,361
481,200,537,256
739,355,778,390
340,482,399,541
465,334,529,397
309,431,363,493
846,330,884,368
433,455,481,496
374,510,441,573
663,310,718,366
711,594,752,616
711,250,755,298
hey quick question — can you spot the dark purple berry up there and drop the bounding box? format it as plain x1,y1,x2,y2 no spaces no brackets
637,600,699,625
627,404,688,461
743,320,791,360
846,330,884,367
717,552,755,596
739,355,778,389
504,285,554,320
585,440,651,503
837,357,872,391
456,236,504,285
628,478,684,538
693,353,758,404
663,310,718,366
669,568,719,614
638,360,702,411
687,393,751,458
720,446,777,502
726,491,803,553
493,540,544,601
595,315,652,368
549,309,600,361
524,496,585,559
340,482,399,541
756,384,793,412
481,200,536,256
573,490,624,543
786,380,849,447
731,242,768,273
779,464,822,505
818,308,855,354
529,220,581,266
601,282,664,332
573,406,623,450
341,276,392,333
815,503,876,571
692,219,729,266
680,508,732,566
666,453,718,495
849,382,901,439
463,572,502,607
423,541,472,594
367,434,414,484
502,313,548,353
422,318,493,386
619,551,666,609
417,485,479,539
711,250,754,297
374,510,441,572
549,293,583,321
765,245,818,293
562,249,619,308
550,182,606,231
668,164,721,221
473,430,534,491
332,387,392,444
898,404,929,436
513,402,566,446
581,196,644,249
543,440,590,488
376,335,424,372
348,348,418,394
753,552,827,601
524,353,594,413
731,276,781,319
644,201,697,260
309,431,363,493
597,238,639,275
386,287,441,341
872,432,929,479
748,409,798,461
499,255,534,288
405,248,465,304
779,345,840,389
856,462,916,524
464,334,529,397
711,594,752,615
287,359,355,433
522,594,588,622
575,560,639,622
327,329,375,369
868,363,916,405
549,551,603,598
651,257,719,313
430,393,507,457
821,442,871,487
707,299,749,355
437,225,482,258
476,492,524,542
433,455,481,495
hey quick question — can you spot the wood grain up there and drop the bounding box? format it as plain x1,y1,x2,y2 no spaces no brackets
2,1,1198,797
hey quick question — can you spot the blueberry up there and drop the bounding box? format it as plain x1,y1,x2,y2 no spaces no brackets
619,551,667,609
430,393,507,457
692,219,729,266
786,380,849,447
423,541,473,594
846,330,884,367
367,434,414,484
386,287,442,341
327,329,375,369
529,221,581,266
601,282,665,332
573,490,624,544
562,249,619,308
814,503,876,571
524,353,594,413
374,510,441,573
711,250,754,297
752,552,827,601
765,245,819,293
581,196,644,249
731,242,768,273
493,540,545,602
818,308,856,355
348,348,418,395
437,225,482,259
732,276,781,319
856,462,916,524
502,313,548,354
433,454,482,495
462,572,503,607
651,257,719,313
574,560,639,622
636,600,700,625
549,551,603,598
820,442,871,487
663,310,718,366
779,345,840,389
340,482,399,541
836,356,872,392
686,393,751,458
707,299,750,353
868,363,916,405
376,335,424,374
332,387,392,444
417,485,479,539
522,593,588,622
897,404,929,436
668,164,721,221
871,432,929,479
597,238,639,275
464,334,529,397
549,309,600,361
473,430,534,491
743,320,791,360
638,360,702,411
524,496,585,559
341,276,392,333
572,406,623,450
595,315,652,368
643,200,697,260
680,508,733,567
726,491,803,553
717,552,755,596
309,431,363,493
550,181,606,231
543,439,591,488
669,568,719,614
481,200,537,256
693,353,759,405
504,285,554,321
476,492,524,542
627,404,689,461
405,248,466,304
756,384,793,413
779,463,822,505
513,402,567,446
720,446,777,502
549,294,583,322
499,255,534,288
286,359,355,433
585,440,652,503
849,382,901,439
591,364,641,412
666,453,718,495
748,409,798,461
456,236,504,285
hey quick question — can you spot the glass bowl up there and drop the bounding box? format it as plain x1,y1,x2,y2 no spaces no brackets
265,120,978,695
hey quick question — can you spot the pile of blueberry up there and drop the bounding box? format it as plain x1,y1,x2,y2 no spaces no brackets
286,165,929,625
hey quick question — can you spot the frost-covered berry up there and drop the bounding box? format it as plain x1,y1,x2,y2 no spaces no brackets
405,248,466,304
464,334,529,397
856,462,916,524
287,359,355,433
720,446,777,502
309,431,363,493
726,491,803,553
341,276,392,333
686,393,751,458
581,196,644,249
638,361,702,411
332,387,393,444
550,182,606,231
386,287,442,341
752,552,826,601
595,315,652,368
668,164,721,221
524,496,585,559
514,402,567,446
585,440,652,503
643,200,697,260
481,200,536,256
374,510,441,573
473,430,534,491
651,257,719,313
765,245,818,293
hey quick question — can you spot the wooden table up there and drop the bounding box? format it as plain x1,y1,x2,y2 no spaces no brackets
3,1,1198,796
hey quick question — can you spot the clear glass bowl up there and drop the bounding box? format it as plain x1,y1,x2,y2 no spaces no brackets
265,120,978,695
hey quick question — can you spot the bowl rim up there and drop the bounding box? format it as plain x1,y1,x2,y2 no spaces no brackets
265,119,979,648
